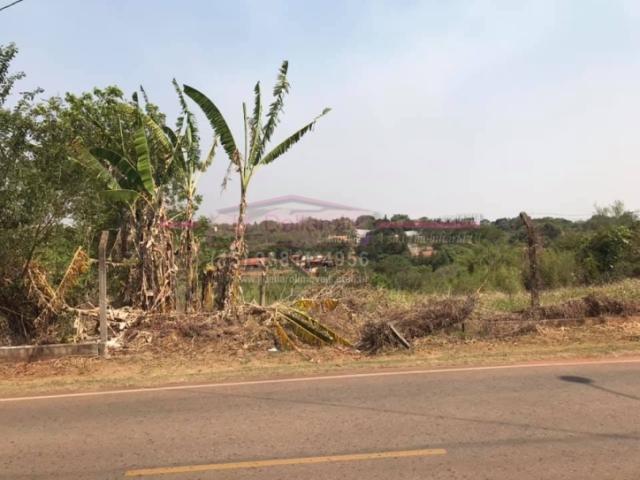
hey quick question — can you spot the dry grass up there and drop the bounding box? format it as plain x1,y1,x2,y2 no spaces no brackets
479,278,640,313
2,279,640,397
535,293,638,319
2,316,639,398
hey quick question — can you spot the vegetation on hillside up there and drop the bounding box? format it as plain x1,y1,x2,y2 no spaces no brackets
354,208,640,294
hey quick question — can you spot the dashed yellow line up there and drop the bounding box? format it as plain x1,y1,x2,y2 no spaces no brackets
124,448,447,477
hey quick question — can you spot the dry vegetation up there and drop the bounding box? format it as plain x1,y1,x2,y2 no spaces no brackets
2,279,640,397
2,315,639,398
13,278,640,357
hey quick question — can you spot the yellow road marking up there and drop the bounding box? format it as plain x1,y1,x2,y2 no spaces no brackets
124,448,447,477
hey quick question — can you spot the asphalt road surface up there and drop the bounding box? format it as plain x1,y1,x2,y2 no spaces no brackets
1,359,639,479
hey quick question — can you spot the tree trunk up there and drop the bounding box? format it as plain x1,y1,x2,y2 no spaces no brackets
201,265,215,311
135,198,177,312
182,200,199,312
219,189,247,315
120,218,129,260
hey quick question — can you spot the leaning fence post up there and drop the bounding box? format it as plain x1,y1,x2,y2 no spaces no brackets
98,231,109,358
519,212,541,314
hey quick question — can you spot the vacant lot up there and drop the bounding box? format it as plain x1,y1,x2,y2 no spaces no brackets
3,279,640,397
2,315,639,397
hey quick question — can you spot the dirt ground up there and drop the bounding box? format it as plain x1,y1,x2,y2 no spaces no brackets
2,315,639,398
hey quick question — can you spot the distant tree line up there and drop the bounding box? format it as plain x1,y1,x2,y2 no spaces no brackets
357,204,639,293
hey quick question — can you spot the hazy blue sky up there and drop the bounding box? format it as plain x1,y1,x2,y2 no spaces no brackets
3,0,639,219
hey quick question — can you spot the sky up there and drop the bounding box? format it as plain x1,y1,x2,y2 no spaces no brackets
2,0,640,220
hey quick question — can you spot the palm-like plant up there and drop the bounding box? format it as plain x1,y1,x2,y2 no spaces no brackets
72,94,178,311
184,61,330,312
165,80,217,311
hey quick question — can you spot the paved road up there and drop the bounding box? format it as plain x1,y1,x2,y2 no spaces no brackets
1,359,639,479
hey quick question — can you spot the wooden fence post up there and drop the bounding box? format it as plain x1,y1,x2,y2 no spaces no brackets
98,231,109,358
259,270,267,306
519,212,541,313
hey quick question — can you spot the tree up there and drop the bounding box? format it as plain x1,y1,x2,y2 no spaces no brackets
0,43,49,341
184,61,330,313
578,226,635,282
595,200,626,219
355,215,376,229
390,214,410,222
0,44,117,340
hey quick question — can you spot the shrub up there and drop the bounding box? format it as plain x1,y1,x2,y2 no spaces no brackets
540,249,578,289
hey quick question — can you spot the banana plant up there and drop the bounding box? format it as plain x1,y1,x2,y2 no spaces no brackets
165,79,217,311
72,128,158,207
72,92,178,311
72,90,174,206
183,61,330,313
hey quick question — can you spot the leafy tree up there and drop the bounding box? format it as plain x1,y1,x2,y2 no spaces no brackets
595,200,626,218
578,226,635,282
358,230,408,262
0,44,114,340
540,222,562,242
355,215,376,229
585,201,637,231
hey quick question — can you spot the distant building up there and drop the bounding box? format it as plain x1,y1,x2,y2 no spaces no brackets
408,244,435,257
240,257,268,273
355,229,370,242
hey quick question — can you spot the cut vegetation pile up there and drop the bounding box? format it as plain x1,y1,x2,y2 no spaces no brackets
70,308,275,354
71,301,354,356
358,291,640,353
483,293,640,338
358,296,477,354
8,280,640,360
121,314,275,355
535,293,639,319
